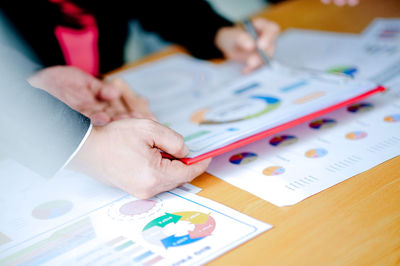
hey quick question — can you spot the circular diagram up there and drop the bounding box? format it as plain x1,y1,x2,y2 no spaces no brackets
108,197,163,221
309,118,337,130
305,148,328,158
346,131,368,140
263,166,285,176
347,103,373,113
142,211,215,249
229,152,258,165
269,135,298,147
32,200,73,220
190,96,280,125
384,114,400,122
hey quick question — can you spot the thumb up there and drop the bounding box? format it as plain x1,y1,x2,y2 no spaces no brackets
149,122,189,158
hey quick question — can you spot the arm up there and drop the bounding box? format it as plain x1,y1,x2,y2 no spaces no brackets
0,45,91,177
134,1,233,59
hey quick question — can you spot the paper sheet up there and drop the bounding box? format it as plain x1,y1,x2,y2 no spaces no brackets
0,161,271,265
207,91,400,206
114,54,377,158
207,19,400,206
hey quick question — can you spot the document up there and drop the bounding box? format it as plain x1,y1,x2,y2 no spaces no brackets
0,161,271,265
114,55,380,160
207,19,400,206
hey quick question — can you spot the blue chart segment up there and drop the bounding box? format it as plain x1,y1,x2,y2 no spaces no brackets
142,212,216,249
229,152,258,165
280,80,308,93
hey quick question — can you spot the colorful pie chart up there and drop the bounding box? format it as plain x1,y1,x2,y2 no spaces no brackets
384,114,400,122
347,103,373,113
190,95,280,125
346,131,368,140
309,118,337,129
269,135,298,147
262,166,285,176
305,148,328,158
32,200,73,220
229,152,258,165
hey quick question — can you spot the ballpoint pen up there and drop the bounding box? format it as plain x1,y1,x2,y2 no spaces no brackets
243,19,271,66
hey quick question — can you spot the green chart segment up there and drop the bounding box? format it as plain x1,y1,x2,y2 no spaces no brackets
142,211,216,249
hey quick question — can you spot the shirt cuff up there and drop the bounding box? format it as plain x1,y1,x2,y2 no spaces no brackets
59,123,93,172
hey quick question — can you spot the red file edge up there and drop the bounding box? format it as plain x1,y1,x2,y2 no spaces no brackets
163,86,385,165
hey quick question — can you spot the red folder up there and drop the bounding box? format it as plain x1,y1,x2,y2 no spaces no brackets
170,86,385,165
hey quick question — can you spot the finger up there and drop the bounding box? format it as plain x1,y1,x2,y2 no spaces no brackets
109,78,137,112
252,19,280,54
243,53,263,74
148,121,189,158
235,31,256,52
104,98,128,117
99,82,121,101
90,112,111,126
159,158,211,186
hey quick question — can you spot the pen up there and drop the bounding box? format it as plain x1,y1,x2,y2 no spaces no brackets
243,19,271,66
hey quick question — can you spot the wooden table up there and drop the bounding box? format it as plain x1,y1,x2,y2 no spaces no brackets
118,0,400,264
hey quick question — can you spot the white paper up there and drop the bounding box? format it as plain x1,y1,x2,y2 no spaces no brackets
0,161,271,265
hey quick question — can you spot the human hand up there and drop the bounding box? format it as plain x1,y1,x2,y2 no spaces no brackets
321,0,359,6
28,66,156,125
215,18,280,73
68,119,210,198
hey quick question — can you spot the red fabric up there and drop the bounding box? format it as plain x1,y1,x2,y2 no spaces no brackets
50,0,99,76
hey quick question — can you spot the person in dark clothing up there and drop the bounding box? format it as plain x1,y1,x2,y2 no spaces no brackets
1,0,280,76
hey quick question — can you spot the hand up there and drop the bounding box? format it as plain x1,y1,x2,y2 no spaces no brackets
215,18,280,73
321,0,359,6
28,66,156,125
68,119,211,198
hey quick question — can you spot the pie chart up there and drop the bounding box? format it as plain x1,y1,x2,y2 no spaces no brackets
346,131,368,140
32,200,73,220
263,166,285,176
269,135,298,147
229,152,258,165
384,114,400,122
119,200,157,216
309,118,337,130
190,95,280,125
327,65,358,77
347,103,373,113
305,148,328,158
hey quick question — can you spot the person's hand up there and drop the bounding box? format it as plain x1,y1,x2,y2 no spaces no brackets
68,119,210,198
107,78,157,121
28,66,156,125
215,18,280,73
321,0,359,6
